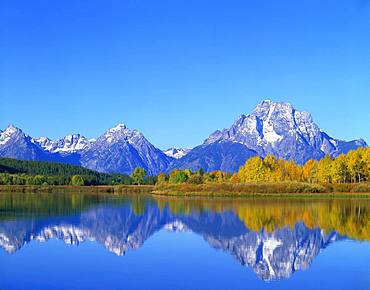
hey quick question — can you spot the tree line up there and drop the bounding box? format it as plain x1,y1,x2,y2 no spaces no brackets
1,147,369,186
157,147,370,185
0,158,155,186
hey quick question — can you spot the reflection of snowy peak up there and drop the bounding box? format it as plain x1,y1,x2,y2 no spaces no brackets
0,204,344,280
164,221,189,232
205,222,341,281
36,226,87,245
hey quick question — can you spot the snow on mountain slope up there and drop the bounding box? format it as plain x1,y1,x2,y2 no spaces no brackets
0,100,367,173
0,125,51,161
80,124,172,175
203,100,367,164
163,147,191,159
0,126,17,146
33,134,93,154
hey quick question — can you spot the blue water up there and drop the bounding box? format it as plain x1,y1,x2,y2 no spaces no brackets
0,193,368,290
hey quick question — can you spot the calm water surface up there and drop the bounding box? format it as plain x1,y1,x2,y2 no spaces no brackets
0,192,369,290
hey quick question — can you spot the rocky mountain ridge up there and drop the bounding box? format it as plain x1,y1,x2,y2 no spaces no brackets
0,100,367,174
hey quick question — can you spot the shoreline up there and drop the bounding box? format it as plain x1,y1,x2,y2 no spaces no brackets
0,183,369,198
150,190,370,198
0,185,154,194
152,182,370,197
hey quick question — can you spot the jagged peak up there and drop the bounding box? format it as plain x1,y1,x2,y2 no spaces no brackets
100,123,144,145
34,136,51,142
163,147,191,159
63,134,88,142
65,133,81,138
252,101,317,128
32,133,92,153
256,99,274,107
295,110,312,120
252,100,294,117
0,124,25,146
255,99,291,107
108,123,127,133
104,123,142,136
201,99,367,164
203,129,225,145
4,124,22,134
355,139,368,146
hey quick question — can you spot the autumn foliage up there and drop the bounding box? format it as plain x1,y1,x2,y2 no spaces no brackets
158,147,370,186
236,147,370,184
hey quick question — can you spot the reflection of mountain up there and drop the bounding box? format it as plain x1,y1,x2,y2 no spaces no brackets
204,223,340,280
0,202,346,281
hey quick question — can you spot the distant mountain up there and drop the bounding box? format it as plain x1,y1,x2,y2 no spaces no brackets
0,124,172,175
80,124,172,175
169,141,257,172
163,147,191,159
0,100,367,174
0,125,52,161
174,100,367,171
33,134,94,154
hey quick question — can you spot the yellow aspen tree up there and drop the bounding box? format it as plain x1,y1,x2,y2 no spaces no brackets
346,150,365,183
303,159,318,183
331,154,348,183
317,155,332,183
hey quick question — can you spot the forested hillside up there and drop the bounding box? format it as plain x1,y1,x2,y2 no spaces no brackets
0,158,132,185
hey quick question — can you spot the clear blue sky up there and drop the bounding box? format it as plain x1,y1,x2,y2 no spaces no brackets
1,0,369,149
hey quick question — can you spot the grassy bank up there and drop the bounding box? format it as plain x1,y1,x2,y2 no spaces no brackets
1,182,370,197
153,182,370,197
0,184,154,194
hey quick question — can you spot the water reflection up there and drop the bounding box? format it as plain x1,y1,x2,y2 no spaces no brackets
0,193,368,281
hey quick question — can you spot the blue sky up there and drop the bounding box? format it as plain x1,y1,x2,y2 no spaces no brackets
1,0,369,149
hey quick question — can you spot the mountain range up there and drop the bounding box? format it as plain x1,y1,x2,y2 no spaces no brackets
0,100,367,174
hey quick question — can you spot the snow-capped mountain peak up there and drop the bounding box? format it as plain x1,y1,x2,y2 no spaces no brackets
4,124,19,133
0,100,367,173
0,125,50,161
101,124,144,145
80,124,171,175
61,134,92,152
33,134,93,154
107,123,127,133
0,125,23,145
202,100,367,164
32,137,53,151
163,147,190,159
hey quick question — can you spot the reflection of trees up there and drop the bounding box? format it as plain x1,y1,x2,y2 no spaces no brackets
154,197,370,241
131,196,145,216
0,193,368,241
0,193,367,281
0,192,125,220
